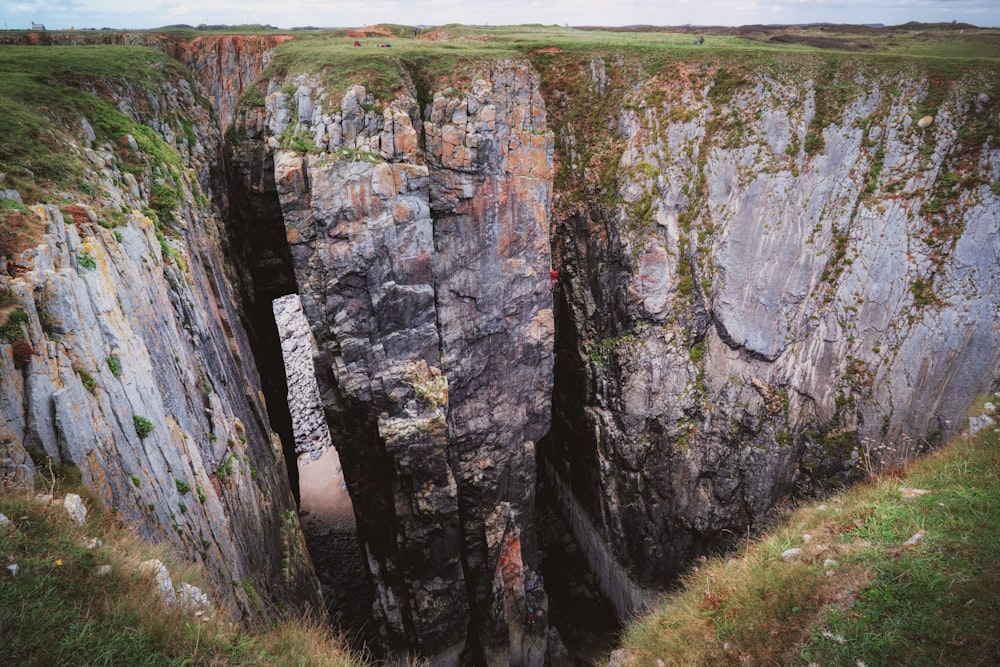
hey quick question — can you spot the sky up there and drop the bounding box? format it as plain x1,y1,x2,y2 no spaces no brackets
3,0,999,31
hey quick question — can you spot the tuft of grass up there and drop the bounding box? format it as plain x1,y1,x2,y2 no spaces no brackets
618,403,1000,665
132,414,154,440
106,355,122,377
77,251,97,270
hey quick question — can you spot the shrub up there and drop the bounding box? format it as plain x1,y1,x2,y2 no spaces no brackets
113,230,124,243
77,252,97,270
175,479,191,494
130,475,141,487
106,355,122,377
74,366,97,393
1,309,30,342
132,415,154,439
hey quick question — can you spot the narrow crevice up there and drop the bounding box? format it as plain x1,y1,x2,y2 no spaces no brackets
216,142,378,645
536,448,621,666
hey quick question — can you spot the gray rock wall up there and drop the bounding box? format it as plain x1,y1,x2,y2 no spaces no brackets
0,67,320,621
231,61,555,664
546,57,1000,609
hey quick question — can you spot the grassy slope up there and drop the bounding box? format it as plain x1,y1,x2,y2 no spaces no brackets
0,468,363,666
0,45,193,257
618,399,1000,666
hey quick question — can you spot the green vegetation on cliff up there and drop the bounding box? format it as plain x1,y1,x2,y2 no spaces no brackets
618,401,1000,666
0,45,202,258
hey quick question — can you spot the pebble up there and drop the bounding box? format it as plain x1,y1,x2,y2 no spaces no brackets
781,547,802,561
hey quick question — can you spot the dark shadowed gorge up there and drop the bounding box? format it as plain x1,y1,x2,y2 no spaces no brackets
1,23,998,666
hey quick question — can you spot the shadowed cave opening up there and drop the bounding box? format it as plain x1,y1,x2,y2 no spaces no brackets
536,449,622,665
219,148,376,644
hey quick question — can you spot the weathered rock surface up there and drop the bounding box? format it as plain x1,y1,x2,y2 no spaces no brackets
0,62,319,621
544,57,1000,611
273,294,331,457
6,34,999,666
169,34,292,129
231,60,555,663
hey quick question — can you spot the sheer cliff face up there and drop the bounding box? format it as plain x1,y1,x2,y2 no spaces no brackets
232,61,554,663
6,34,997,666
543,56,1000,598
0,59,319,621
169,35,292,129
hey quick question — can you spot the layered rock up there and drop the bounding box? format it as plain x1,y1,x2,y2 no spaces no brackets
0,59,319,620
230,60,554,663
543,56,1000,610
169,34,292,129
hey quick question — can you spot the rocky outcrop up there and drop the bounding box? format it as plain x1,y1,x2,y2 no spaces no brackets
543,56,1000,610
230,60,554,663
7,33,998,666
0,58,319,620
170,34,292,129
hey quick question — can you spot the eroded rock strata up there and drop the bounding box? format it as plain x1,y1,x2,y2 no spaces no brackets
541,56,1000,611
230,60,555,663
0,54,319,620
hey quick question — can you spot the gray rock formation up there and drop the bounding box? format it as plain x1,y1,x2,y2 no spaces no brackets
0,60,320,621
231,61,555,664
273,293,332,457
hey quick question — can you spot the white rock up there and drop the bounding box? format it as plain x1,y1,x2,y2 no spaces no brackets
63,494,87,526
0,513,10,528
781,547,802,561
95,565,112,576
138,559,175,607
903,531,924,547
823,558,839,569
802,533,813,543
983,402,995,413
968,414,995,436
6,564,19,577
177,581,211,616
917,115,934,129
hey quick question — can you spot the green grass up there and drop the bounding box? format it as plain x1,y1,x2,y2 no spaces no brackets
617,402,1000,666
0,475,363,666
0,46,185,194
258,22,1000,104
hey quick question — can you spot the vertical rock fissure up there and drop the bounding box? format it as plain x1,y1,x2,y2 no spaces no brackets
219,147,302,499
221,139,384,643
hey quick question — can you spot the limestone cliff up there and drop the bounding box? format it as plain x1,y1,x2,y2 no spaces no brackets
229,60,555,663
0,50,319,620
5,32,999,667
540,54,1000,611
